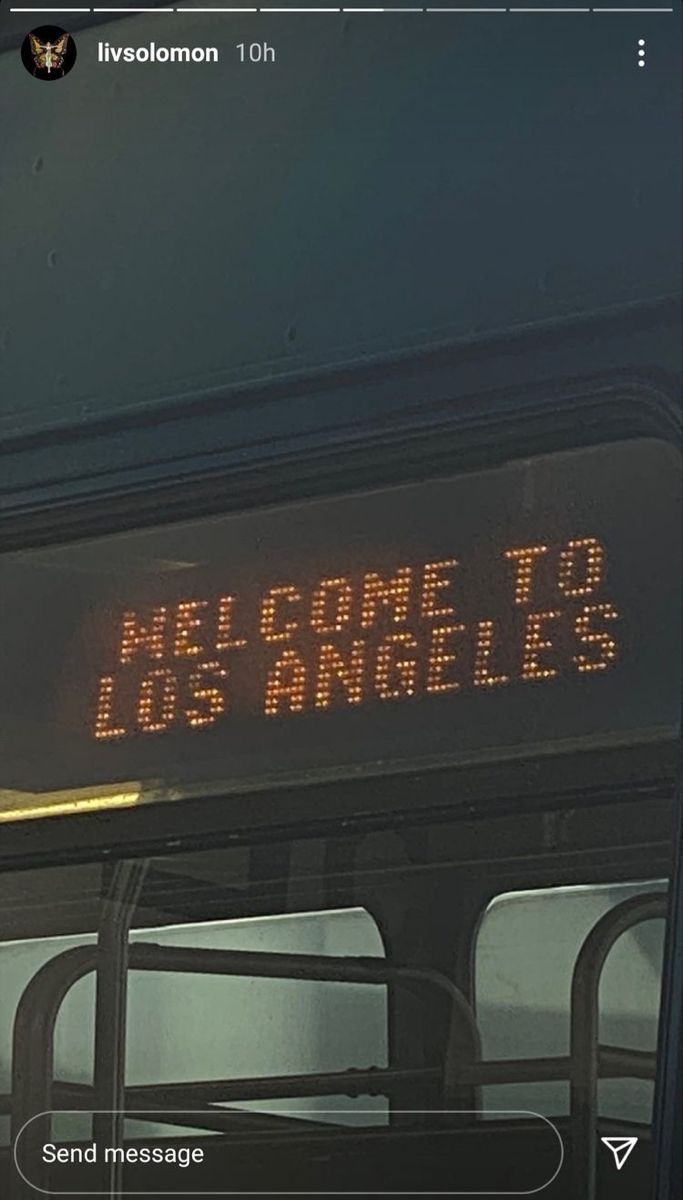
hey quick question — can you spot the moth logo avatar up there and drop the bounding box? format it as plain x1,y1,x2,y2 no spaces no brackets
21,26,77,80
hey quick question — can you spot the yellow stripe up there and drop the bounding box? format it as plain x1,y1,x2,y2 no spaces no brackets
0,791,140,823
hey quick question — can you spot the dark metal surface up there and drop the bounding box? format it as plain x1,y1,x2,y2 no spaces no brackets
0,333,679,532
9,945,97,1200
654,796,683,1200
93,862,150,1197
569,892,668,1200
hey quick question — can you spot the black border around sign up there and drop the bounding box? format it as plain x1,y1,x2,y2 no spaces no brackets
0,739,678,875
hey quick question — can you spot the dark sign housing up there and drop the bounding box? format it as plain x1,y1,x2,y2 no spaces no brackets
0,438,679,804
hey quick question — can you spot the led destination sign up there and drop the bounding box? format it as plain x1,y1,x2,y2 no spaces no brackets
0,438,679,802
94,538,617,744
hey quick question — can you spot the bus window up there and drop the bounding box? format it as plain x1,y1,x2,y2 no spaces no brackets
1,795,677,1197
0,897,387,1148
475,880,666,1123
126,906,388,1135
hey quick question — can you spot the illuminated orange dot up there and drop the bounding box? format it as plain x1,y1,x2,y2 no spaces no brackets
216,595,248,651
375,633,418,700
421,560,459,621
137,668,178,733
186,660,229,727
426,624,465,695
473,620,509,689
120,607,167,665
558,537,605,599
174,599,208,659
264,649,307,715
310,578,353,636
315,641,364,709
94,675,126,741
361,568,412,629
573,603,619,673
260,586,301,644
504,546,548,606
521,610,562,681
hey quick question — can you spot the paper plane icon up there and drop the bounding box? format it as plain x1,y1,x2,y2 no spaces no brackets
601,1136,638,1170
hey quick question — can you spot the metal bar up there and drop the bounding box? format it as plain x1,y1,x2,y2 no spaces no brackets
125,942,482,1107
10,938,477,1194
98,1107,337,1133
7,1037,653,1126
10,945,98,1200
569,892,667,1200
126,942,460,986
7,913,659,1180
93,861,149,1198
600,1044,657,1081
52,1067,438,1108
654,793,683,1200
124,1067,430,1104
116,1047,655,1100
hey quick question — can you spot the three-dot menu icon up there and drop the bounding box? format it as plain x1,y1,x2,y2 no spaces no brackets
638,39,646,67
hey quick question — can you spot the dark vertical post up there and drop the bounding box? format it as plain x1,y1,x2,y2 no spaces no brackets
93,860,149,1198
570,894,667,1200
10,946,96,1200
654,799,683,1200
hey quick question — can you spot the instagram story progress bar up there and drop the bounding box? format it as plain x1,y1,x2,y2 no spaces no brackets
6,4,679,13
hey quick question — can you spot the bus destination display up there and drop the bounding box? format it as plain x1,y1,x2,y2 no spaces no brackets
0,438,679,799
94,538,616,742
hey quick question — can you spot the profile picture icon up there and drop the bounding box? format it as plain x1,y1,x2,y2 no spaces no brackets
21,26,77,80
